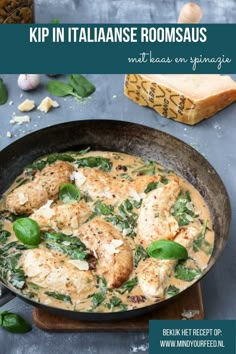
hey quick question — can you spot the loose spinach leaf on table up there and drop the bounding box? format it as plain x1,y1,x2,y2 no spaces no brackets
0,311,32,333
69,74,96,98
0,78,8,105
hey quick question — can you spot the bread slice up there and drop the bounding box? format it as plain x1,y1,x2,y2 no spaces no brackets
124,74,236,125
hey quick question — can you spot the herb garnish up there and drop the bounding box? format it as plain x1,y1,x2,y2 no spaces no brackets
76,156,112,172
193,220,212,255
134,245,148,267
166,285,180,297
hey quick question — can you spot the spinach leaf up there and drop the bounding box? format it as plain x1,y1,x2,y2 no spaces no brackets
78,147,91,155
45,291,72,304
0,230,11,244
134,245,148,267
0,78,8,105
166,285,180,297
175,263,201,282
9,268,26,289
27,159,47,171
43,232,88,260
94,200,114,216
172,191,196,226
46,153,75,164
106,201,137,238
161,176,169,185
193,220,212,255
76,156,112,172
147,239,188,260
59,183,81,204
104,296,128,311
144,181,160,193
13,218,41,246
95,275,107,293
90,292,106,309
119,277,138,294
0,311,31,333
47,80,77,98
69,74,96,98
132,161,155,175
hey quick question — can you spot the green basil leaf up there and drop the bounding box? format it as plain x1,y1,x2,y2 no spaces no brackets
13,218,41,246
175,263,201,282
45,291,72,304
0,311,31,333
47,80,74,97
147,239,188,260
69,74,96,98
0,78,8,105
59,183,81,204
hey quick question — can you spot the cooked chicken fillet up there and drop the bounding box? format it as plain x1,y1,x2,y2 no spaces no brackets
34,161,73,199
5,182,48,215
31,200,91,234
77,218,133,288
137,226,199,299
73,168,160,203
21,248,95,297
5,161,73,215
136,179,181,248
73,168,131,201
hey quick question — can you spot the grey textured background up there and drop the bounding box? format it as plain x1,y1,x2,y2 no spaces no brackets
0,1,236,353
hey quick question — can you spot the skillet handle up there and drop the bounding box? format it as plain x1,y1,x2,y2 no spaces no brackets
0,284,15,307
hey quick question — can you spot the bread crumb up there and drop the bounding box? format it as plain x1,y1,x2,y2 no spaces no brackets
9,101,14,106
6,131,12,138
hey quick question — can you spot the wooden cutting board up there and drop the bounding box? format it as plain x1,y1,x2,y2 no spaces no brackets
33,283,204,332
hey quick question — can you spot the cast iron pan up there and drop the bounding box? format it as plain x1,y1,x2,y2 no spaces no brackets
0,120,231,321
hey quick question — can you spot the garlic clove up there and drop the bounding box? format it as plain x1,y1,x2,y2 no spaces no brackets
17,74,41,91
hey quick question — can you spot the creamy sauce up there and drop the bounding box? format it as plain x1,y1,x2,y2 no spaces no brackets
0,150,214,313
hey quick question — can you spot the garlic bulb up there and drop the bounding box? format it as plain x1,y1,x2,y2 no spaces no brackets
17,74,41,91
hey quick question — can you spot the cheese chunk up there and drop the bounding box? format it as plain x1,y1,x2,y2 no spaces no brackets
37,97,59,113
124,74,236,125
18,99,35,112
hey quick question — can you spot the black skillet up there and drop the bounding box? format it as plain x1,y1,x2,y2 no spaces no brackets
0,120,231,321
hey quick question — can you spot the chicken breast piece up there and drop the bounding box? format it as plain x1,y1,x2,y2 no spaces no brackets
73,167,131,201
31,200,91,234
136,179,180,248
137,226,199,299
21,248,95,296
77,218,133,288
35,161,73,200
5,182,48,215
